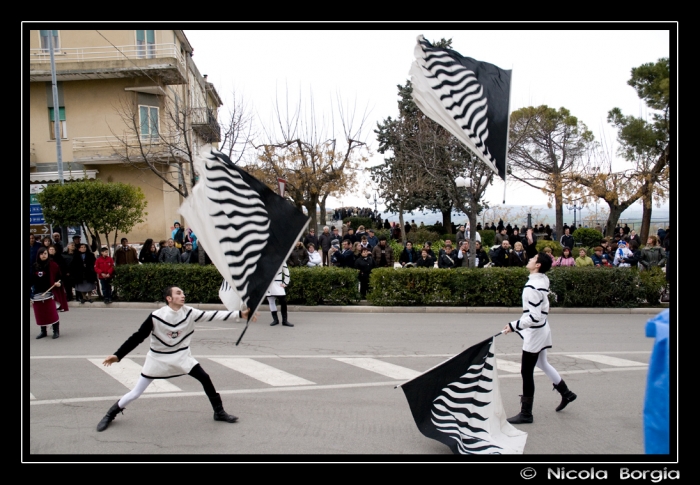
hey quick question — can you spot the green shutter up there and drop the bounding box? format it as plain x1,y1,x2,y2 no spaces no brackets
48,107,66,121
146,30,155,43
136,30,144,42
40,30,58,37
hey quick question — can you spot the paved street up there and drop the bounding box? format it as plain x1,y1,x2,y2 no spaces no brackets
25,305,668,461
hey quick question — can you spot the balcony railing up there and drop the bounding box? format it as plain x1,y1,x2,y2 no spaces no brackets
191,107,221,143
29,43,186,70
72,132,188,161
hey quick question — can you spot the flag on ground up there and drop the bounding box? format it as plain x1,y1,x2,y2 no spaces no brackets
410,35,512,181
179,148,309,332
398,335,527,454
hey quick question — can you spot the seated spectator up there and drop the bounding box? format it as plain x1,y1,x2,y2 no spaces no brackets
542,246,555,264
306,243,322,268
473,241,489,268
438,240,458,269
510,241,527,267
613,240,633,267
400,241,419,267
287,241,309,267
575,248,594,267
640,236,666,271
591,246,613,267
553,247,576,267
422,242,435,259
416,249,435,268
622,240,642,267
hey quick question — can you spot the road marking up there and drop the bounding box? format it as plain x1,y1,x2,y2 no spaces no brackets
333,358,421,380
496,359,543,375
88,358,182,392
209,358,315,386
566,354,647,367
30,392,36,400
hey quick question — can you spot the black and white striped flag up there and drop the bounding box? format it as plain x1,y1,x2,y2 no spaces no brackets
179,148,309,325
410,35,512,181
398,336,527,454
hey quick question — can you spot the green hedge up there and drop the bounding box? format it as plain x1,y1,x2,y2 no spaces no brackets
113,264,666,308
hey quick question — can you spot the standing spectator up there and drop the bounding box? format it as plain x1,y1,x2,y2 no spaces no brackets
342,227,357,245
69,243,97,304
31,247,63,339
372,237,394,268
172,221,185,253
307,243,322,267
640,236,666,271
495,228,508,246
656,226,667,244
355,225,368,242
422,242,435,260
51,232,64,255
159,239,181,264
63,242,77,301
29,234,43,298
473,241,490,268
318,226,333,267
559,228,575,252
156,239,167,261
139,238,155,264
287,241,309,268
184,228,198,251
628,230,642,248
334,240,356,268
399,241,419,268
623,223,631,236
141,240,160,264
180,242,196,263
354,246,376,298
456,240,471,267
575,248,594,267
366,229,379,249
303,228,319,250
553,247,576,267
114,238,139,265
456,225,466,243
267,263,293,327
410,220,418,232
94,246,115,304
404,221,411,236
591,246,613,267
383,219,391,230
358,236,372,253
438,240,458,269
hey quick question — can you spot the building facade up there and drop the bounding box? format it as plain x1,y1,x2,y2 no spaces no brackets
28,29,222,245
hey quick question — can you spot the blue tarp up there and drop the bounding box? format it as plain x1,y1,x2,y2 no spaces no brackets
644,309,670,454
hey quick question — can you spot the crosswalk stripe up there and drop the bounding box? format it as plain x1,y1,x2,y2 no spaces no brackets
496,359,543,375
566,354,647,367
30,392,36,400
333,358,421,380
88,358,182,392
209,358,315,387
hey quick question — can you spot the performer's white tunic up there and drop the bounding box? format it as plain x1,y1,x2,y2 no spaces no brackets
266,263,290,297
141,305,240,378
508,272,552,353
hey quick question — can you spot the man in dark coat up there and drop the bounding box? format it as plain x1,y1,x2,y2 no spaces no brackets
354,246,376,298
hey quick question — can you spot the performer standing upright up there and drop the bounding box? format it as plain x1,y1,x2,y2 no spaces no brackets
96,285,255,432
500,252,577,424
31,247,63,339
267,262,292,327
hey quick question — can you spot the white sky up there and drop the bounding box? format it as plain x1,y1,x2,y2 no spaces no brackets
183,26,672,212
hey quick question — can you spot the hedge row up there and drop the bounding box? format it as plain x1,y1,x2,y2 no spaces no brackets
112,264,667,308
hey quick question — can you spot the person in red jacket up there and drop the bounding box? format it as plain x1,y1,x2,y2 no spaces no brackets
94,247,115,304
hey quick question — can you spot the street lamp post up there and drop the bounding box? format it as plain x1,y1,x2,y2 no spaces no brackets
364,191,378,212
566,201,584,228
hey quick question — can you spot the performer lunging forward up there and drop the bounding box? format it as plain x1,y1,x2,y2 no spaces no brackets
96,286,255,432
501,253,577,424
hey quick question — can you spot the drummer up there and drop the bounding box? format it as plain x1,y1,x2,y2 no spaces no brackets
30,247,62,339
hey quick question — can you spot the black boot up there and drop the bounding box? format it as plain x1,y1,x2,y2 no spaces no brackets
209,393,238,423
507,395,534,424
36,326,48,339
553,379,577,412
96,401,124,432
52,323,60,339
269,311,279,326
281,305,293,327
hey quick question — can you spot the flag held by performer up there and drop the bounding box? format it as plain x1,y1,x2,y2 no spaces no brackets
398,336,527,454
179,148,309,327
410,35,512,181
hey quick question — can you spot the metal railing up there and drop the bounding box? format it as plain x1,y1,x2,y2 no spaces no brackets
72,132,186,155
29,43,186,71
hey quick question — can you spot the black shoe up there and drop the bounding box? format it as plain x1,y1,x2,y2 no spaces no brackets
269,311,280,326
282,321,294,327
507,395,533,424
553,380,577,412
52,332,60,339
96,401,123,432
213,409,238,423
79,300,85,305
36,328,48,339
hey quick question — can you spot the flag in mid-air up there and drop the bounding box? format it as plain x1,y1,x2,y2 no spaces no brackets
398,336,527,454
410,35,512,181
179,148,309,329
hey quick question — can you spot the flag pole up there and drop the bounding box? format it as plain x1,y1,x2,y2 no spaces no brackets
503,64,514,204
395,333,502,389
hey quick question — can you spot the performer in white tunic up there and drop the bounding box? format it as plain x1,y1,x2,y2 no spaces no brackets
267,262,293,327
500,252,577,424
96,286,254,432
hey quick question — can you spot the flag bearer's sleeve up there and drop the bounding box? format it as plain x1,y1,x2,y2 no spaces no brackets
509,285,544,332
114,315,154,361
190,308,241,323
